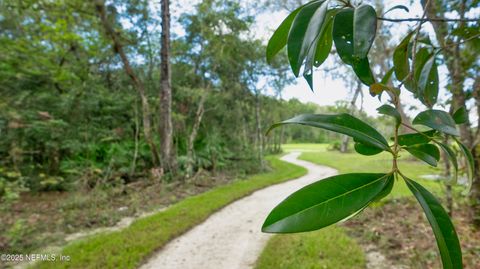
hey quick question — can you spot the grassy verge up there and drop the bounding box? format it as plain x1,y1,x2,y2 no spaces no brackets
255,226,365,269
34,156,307,269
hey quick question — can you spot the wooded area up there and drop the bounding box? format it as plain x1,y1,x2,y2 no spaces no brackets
1,0,479,268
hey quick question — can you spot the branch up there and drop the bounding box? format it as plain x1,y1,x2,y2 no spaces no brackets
378,17,480,23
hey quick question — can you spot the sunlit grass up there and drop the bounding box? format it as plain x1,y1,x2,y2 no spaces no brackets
255,226,365,269
281,143,445,198
282,143,328,152
299,149,444,198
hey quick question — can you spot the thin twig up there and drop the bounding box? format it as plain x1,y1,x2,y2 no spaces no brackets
378,17,480,23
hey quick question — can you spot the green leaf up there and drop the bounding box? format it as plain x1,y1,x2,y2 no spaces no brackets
266,5,302,64
405,144,440,167
454,137,474,190
288,0,328,77
267,113,390,151
353,4,377,59
412,110,459,136
262,173,393,233
417,56,439,107
304,8,336,90
373,174,394,202
413,48,432,83
404,178,463,269
453,106,468,124
437,142,459,182
352,57,376,86
397,130,437,146
384,5,409,15
393,31,414,81
313,10,335,67
354,141,383,156
333,8,355,65
332,8,375,86
377,104,401,127
380,67,394,85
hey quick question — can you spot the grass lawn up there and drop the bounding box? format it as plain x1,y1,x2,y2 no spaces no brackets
33,156,307,269
255,226,365,269
298,147,444,199
282,143,329,152
256,143,449,269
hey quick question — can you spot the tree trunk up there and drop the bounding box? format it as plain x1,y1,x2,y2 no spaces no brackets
471,76,480,225
341,80,362,153
130,97,139,176
94,0,160,167
254,92,265,169
160,0,175,172
186,92,207,178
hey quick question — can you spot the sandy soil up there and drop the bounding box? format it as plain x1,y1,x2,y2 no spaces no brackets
139,152,337,269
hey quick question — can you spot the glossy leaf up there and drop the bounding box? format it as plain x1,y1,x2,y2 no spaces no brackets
453,106,468,124
404,178,463,269
417,56,439,107
373,174,394,202
262,173,393,233
267,113,390,151
454,137,474,190
354,141,383,156
437,142,459,182
313,10,336,67
288,0,328,77
397,130,437,146
352,57,376,86
413,48,432,83
333,8,355,65
412,110,459,136
405,144,440,167
377,104,401,127
303,8,335,90
353,4,377,58
332,8,375,86
266,5,303,64
393,31,414,81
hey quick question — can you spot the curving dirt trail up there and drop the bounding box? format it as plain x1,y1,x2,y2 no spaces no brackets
140,152,337,269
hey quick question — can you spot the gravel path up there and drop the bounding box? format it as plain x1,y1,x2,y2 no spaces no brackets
140,152,337,269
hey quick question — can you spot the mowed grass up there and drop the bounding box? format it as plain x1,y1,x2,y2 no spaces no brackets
256,143,447,269
256,226,365,269
282,143,329,152
299,147,444,198
34,156,307,269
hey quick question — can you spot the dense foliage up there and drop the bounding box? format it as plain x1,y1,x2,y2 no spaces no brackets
0,0,383,201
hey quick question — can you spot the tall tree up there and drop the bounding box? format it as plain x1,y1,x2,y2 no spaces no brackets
160,0,175,171
94,0,160,167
